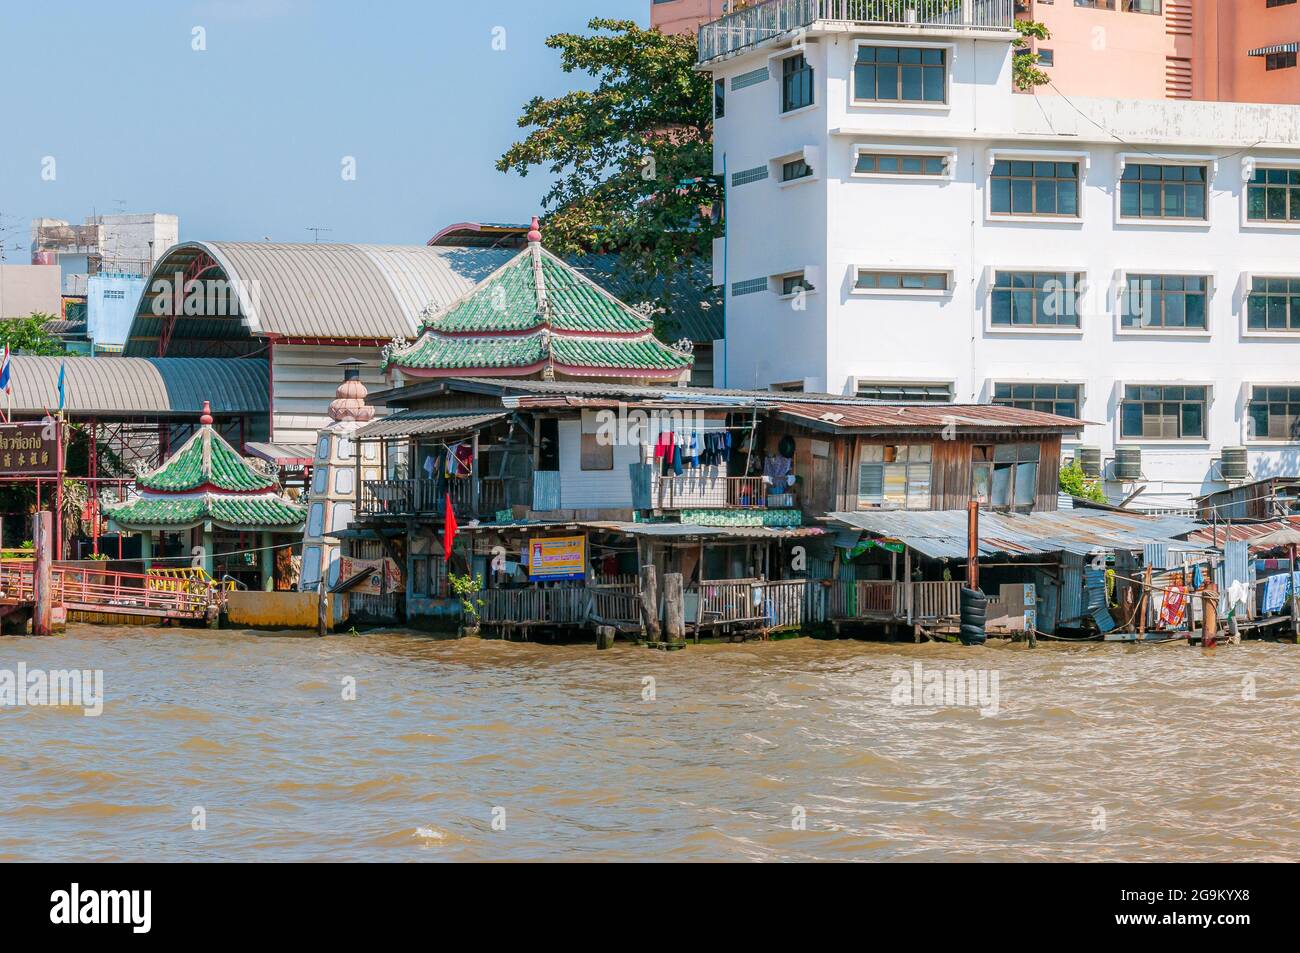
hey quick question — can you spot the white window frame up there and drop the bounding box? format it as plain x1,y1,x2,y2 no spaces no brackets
771,44,818,119
1115,153,1216,228
851,266,954,298
1113,267,1216,338
852,377,954,402
1243,381,1300,445
984,264,1088,335
771,268,820,300
1115,380,1214,447
985,148,1090,225
850,142,957,182
988,379,1087,423
849,39,955,112
1241,156,1300,231
1241,270,1300,338
771,146,820,188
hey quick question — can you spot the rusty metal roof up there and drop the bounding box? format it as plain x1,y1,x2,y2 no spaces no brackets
1183,518,1300,549
770,402,1085,433
826,509,1205,560
354,410,506,439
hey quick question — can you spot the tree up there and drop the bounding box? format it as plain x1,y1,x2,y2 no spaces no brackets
1013,19,1052,92
1059,459,1106,503
0,313,66,356
497,18,720,317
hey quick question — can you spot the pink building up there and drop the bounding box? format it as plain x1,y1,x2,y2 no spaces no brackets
650,0,731,36
1018,0,1300,105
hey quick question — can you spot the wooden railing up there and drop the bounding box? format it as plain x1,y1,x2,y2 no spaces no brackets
825,579,961,622
360,478,504,518
653,474,797,510
694,578,823,630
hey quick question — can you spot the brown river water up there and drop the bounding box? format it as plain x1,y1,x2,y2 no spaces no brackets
1,625,1297,862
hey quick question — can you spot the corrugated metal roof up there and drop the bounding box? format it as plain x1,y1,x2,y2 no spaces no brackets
353,411,507,439
246,441,315,466
772,402,1085,433
126,242,516,352
825,509,1205,560
8,356,269,416
1183,518,1300,548
584,521,825,540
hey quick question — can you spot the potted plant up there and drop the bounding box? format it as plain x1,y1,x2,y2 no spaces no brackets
448,572,485,637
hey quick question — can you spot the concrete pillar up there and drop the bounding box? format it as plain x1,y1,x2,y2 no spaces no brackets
260,531,274,591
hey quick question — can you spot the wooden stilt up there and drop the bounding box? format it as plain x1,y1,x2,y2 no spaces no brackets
32,511,52,636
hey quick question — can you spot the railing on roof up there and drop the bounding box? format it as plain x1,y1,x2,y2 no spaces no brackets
699,0,1017,63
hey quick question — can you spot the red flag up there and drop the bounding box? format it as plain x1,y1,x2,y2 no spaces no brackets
443,491,458,563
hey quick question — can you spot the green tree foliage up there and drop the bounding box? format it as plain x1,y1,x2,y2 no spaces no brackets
497,18,720,305
0,313,66,356
1013,19,1052,91
1059,460,1106,503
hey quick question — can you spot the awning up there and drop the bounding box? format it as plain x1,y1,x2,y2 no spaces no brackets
354,411,506,439
584,521,826,541
245,441,315,467
1248,42,1298,57
825,509,1205,560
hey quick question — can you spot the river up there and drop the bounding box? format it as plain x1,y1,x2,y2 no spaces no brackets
1,626,1296,861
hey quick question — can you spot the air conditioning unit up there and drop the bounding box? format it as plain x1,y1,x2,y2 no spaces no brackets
1220,446,1249,483
1075,447,1102,480
1113,446,1142,482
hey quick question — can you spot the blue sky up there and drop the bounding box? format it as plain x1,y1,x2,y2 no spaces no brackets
0,0,648,253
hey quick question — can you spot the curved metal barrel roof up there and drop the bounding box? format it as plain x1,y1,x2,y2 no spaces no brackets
124,241,516,355
8,356,269,417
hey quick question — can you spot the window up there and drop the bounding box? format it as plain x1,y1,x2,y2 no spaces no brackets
1267,0,1297,7
992,383,1081,419
1074,0,1115,8
780,273,814,295
991,271,1082,328
103,289,126,299
1248,385,1300,440
971,444,1040,512
1247,276,1300,331
854,269,949,292
1267,51,1298,71
1120,385,1207,439
854,46,946,103
854,151,948,176
991,160,1080,217
1247,167,1300,222
580,412,613,470
1038,49,1054,67
1124,0,1161,12
731,276,767,296
781,158,812,182
857,444,932,510
856,381,953,402
1120,164,1207,220
781,53,813,112
714,78,725,118
1121,274,1209,330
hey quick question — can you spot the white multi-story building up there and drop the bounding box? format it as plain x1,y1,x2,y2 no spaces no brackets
703,0,1300,508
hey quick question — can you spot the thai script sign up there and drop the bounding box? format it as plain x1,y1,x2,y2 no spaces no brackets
526,535,586,581
0,422,58,475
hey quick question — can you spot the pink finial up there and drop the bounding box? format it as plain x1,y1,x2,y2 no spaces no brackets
200,400,213,426
526,216,542,244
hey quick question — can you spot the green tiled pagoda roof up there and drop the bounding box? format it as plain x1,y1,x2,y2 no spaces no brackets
139,428,277,493
384,240,692,379
105,494,306,531
387,333,546,371
551,336,693,371
429,247,655,335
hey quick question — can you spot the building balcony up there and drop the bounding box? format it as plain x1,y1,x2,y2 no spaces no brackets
358,478,506,520
650,473,798,510
698,0,1017,64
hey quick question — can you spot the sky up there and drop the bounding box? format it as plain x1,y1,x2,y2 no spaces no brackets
0,0,649,255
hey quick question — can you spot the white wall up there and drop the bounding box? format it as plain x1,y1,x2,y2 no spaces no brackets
711,25,1300,505
272,343,388,446
556,417,641,510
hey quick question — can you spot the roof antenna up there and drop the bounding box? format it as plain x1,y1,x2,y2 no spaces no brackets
305,226,332,243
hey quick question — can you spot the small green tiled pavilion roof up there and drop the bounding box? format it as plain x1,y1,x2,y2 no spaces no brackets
105,401,306,533
106,494,306,532
139,421,276,493
383,227,692,381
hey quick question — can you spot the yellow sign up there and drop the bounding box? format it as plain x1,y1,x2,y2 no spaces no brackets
527,536,586,581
